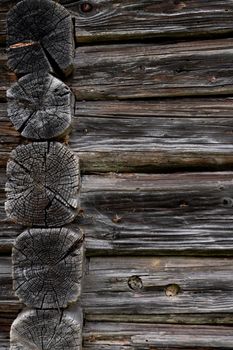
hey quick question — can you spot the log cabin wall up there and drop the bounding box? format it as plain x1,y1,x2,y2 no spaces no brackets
1,0,233,349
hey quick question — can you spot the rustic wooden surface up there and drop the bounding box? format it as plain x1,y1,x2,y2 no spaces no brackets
7,73,74,140
2,255,233,324
3,99,233,172
10,306,83,350
7,0,75,76
1,172,233,256
12,228,84,309
1,1,233,348
2,39,233,100
5,142,80,227
2,1,233,44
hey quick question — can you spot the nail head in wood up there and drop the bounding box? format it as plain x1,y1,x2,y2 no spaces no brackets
7,73,74,140
10,306,83,350
7,0,75,76
13,228,84,309
5,142,80,227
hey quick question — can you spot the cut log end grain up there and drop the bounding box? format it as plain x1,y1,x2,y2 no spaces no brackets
7,0,75,76
5,142,80,227
10,306,83,350
13,228,84,309
7,73,74,140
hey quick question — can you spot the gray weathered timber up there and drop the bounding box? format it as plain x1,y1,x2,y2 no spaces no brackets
2,1,233,43
7,73,74,140
7,0,74,76
10,306,83,350
2,39,233,99
12,228,84,309
83,322,233,350
3,98,233,172
2,322,233,350
2,172,233,255
2,256,233,324
5,142,80,227
81,256,233,316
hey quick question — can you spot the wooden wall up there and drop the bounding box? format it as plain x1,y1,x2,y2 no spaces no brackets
1,0,233,349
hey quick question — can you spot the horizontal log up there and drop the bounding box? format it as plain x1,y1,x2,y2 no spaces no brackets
2,256,233,324
2,1,233,44
3,39,233,100
2,172,233,256
82,256,233,316
2,322,233,350
3,97,233,172
83,322,233,349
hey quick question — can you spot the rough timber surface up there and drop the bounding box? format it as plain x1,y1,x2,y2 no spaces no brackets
1,322,233,350
2,1,233,43
2,98,233,172
12,228,84,309
10,306,83,350
5,142,80,227
2,39,233,99
7,73,74,140
7,0,74,76
1,172,233,256
2,256,233,324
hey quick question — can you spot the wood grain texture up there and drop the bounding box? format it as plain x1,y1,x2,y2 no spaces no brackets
2,172,233,256
2,39,233,100
10,306,83,350
2,256,233,323
7,73,74,140
7,0,75,76
2,1,233,43
83,322,233,349
2,322,233,350
5,142,80,227
2,97,233,172
12,228,84,309
82,256,233,316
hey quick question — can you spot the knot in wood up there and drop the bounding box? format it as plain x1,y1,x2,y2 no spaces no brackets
7,73,74,140
5,142,80,227
7,0,75,76
13,228,84,309
128,275,143,291
10,307,83,350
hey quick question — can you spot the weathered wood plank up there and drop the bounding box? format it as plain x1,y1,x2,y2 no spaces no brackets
3,39,233,100
2,322,233,350
83,322,233,349
2,172,233,256
2,256,233,324
3,97,233,172
2,1,233,44
82,256,233,316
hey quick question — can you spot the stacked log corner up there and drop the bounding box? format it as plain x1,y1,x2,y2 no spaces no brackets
5,1,84,349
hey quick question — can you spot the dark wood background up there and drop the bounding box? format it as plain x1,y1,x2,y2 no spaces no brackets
1,0,233,349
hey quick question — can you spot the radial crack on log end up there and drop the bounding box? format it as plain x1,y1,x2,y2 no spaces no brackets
7,73,74,140
5,142,80,227
10,306,83,350
7,0,75,76
12,228,84,309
